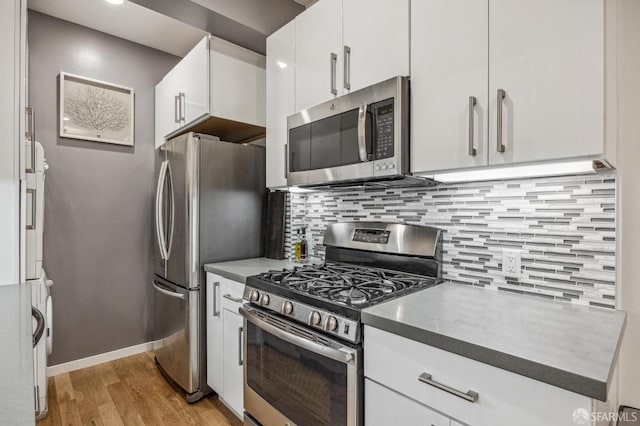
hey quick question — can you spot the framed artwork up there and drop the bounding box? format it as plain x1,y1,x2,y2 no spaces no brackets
59,72,134,146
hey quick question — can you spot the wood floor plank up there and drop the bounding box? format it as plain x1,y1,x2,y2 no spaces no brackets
58,399,83,426
68,369,104,426
96,401,125,426
118,355,165,426
54,373,76,403
45,376,63,426
97,362,120,387
83,366,114,407
106,381,145,426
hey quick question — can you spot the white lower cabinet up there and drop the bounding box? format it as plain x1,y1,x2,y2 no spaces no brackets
364,326,593,426
365,379,449,426
206,273,245,419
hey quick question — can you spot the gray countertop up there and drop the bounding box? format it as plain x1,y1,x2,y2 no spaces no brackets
0,283,35,425
362,282,626,401
204,258,298,283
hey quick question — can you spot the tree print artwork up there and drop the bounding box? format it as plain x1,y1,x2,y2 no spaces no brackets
60,73,134,146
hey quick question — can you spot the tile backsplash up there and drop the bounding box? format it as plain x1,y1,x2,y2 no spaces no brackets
284,172,617,308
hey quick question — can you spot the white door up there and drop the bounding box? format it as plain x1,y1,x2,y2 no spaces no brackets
266,21,295,188
365,379,450,426
205,275,224,394
176,36,210,127
223,307,244,417
410,0,489,174
154,72,180,149
488,0,604,165
342,0,409,93
294,0,343,111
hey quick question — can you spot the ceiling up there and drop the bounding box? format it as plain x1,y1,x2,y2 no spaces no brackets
28,0,307,57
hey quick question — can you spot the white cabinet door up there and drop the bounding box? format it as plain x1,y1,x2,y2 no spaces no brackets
488,0,604,165
410,0,489,174
176,36,210,127
205,274,223,394
154,73,180,149
294,0,343,111
266,21,295,188
223,307,244,418
342,0,409,93
365,379,450,426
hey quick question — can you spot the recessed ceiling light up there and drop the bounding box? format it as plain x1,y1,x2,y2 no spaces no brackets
277,61,288,69
105,0,125,5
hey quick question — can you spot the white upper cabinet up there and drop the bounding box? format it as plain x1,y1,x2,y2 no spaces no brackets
176,36,210,126
411,0,611,174
342,0,409,93
155,36,266,150
488,0,604,166
294,0,343,111
411,0,489,174
266,22,295,188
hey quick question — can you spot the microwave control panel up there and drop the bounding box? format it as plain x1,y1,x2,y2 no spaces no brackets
374,100,394,160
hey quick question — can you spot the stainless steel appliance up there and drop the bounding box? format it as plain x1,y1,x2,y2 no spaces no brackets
286,76,417,187
241,222,443,426
153,132,265,403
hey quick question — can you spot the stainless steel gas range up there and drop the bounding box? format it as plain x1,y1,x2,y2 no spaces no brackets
240,222,443,426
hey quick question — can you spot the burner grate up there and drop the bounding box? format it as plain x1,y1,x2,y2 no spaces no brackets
258,263,439,308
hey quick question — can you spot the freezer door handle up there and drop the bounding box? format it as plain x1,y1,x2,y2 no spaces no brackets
152,280,185,300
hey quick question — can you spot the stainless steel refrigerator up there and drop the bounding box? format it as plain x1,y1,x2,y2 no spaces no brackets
153,132,265,402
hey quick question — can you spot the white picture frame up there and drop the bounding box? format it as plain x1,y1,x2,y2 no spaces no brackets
59,72,134,146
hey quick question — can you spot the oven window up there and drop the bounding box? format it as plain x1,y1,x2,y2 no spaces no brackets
246,321,348,426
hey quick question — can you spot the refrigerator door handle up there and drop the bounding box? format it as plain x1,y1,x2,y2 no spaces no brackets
152,280,185,300
155,160,169,261
165,163,176,260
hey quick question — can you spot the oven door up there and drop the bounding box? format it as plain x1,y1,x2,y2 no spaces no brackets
241,305,362,426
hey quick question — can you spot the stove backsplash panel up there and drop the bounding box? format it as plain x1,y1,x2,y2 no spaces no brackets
284,172,617,308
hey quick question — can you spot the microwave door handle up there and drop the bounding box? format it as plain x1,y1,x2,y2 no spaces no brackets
357,102,369,162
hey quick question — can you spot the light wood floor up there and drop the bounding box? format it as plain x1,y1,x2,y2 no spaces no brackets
37,352,242,426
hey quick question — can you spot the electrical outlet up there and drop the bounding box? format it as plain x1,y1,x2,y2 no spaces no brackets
502,249,522,277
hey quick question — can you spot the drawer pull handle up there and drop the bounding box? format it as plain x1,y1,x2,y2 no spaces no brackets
418,372,479,403
223,293,243,303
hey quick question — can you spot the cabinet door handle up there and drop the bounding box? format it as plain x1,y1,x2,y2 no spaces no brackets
26,107,35,173
180,92,186,122
496,89,506,153
343,46,351,90
26,189,36,230
284,143,288,180
223,293,243,303
174,94,180,123
238,326,244,366
212,282,220,317
330,53,338,96
468,96,477,156
418,372,479,403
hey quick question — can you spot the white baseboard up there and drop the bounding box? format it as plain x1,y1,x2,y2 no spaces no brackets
47,341,156,377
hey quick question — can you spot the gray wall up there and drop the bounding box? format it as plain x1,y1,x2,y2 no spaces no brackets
28,11,180,365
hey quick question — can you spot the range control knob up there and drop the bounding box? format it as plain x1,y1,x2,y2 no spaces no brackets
249,290,260,302
309,311,322,326
282,301,294,315
324,316,338,332
260,294,270,306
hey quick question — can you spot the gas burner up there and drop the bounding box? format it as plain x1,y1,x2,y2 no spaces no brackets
257,263,439,308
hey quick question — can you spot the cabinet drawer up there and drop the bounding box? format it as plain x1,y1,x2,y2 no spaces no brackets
365,379,449,426
364,326,591,426
220,277,245,312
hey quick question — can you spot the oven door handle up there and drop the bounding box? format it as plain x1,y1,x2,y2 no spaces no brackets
240,306,356,364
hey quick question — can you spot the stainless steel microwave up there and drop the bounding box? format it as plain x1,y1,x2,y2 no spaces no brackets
286,76,409,187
